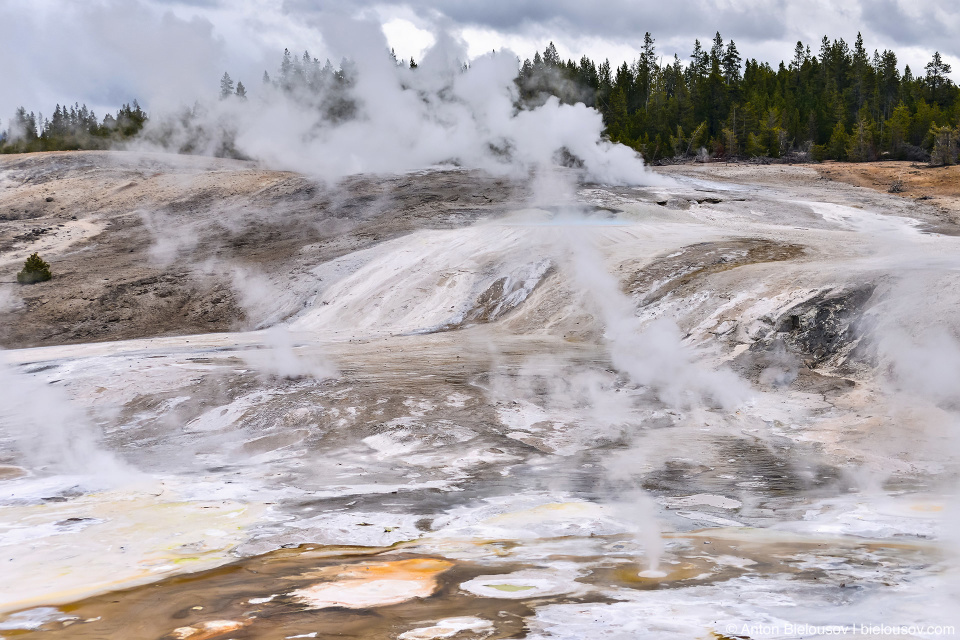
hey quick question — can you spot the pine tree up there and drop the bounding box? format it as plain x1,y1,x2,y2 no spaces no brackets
220,72,235,99
847,111,876,162
17,253,52,284
925,52,953,105
235,82,247,99
791,41,805,73
543,42,560,67
637,32,657,111
722,40,742,85
710,32,724,68
877,50,901,119
746,131,766,157
929,123,958,166
279,49,294,90
14,107,38,140
827,121,850,160
885,103,912,156
689,40,708,85
721,126,738,156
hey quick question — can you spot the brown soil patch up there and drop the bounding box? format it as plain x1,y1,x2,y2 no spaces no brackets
816,161,960,218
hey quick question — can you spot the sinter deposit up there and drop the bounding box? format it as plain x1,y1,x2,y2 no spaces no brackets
2,151,960,638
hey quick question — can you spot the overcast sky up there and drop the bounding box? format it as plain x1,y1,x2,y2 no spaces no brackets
2,0,958,123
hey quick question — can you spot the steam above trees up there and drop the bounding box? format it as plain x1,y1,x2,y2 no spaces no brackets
2,33,958,167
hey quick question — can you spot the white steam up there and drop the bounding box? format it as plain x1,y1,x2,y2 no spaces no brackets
138,207,200,267
137,22,664,186
560,222,749,410
0,356,130,480
0,286,23,313
881,326,960,408
241,326,336,381
230,269,335,380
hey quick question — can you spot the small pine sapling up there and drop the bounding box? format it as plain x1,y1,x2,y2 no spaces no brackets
17,252,52,284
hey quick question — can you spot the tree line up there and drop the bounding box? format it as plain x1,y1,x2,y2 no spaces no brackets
0,102,147,153
517,34,959,164
3,35,958,165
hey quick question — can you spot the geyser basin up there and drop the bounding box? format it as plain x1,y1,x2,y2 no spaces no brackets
3,153,960,638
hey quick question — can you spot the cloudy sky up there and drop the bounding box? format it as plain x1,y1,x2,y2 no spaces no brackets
2,0,958,122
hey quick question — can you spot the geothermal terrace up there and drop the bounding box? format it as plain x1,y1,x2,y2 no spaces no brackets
1,151,960,639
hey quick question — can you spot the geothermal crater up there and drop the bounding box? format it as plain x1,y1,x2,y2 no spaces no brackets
1,152,959,639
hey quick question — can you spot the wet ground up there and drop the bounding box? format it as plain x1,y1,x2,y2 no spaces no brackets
2,531,940,639
2,153,960,638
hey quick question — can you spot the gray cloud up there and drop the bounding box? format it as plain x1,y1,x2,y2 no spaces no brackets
2,0,957,126
279,0,956,77
0,0,224,120
860,0,960,60
284,0,790,44
150,0,224,6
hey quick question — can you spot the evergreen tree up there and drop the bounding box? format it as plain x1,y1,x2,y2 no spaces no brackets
722,40,742,85
746,131,766,157
235,81,247,99
790,41,805,73
636,32,657,112
827,121,850,160
220,72,235,99
925,52,953,105
710,32,724,68
847,110,876,161
877,50,901,119
279,48,294,90
17,253,52,284
851,33,871,111
885,102,912,156
690,39,708,80
929,123,958,165
14,107,38,140
543,42,561,67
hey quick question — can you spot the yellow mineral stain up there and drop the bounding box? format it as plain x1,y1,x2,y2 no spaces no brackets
0,492,265,615
484,584,535,592
614,560,714,584
484,502,600,525
910,503,943,512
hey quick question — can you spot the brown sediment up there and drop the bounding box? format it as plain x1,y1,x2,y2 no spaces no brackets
0,465,27,480
814,161,960,211
1,545,536,640
810,161,960,234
